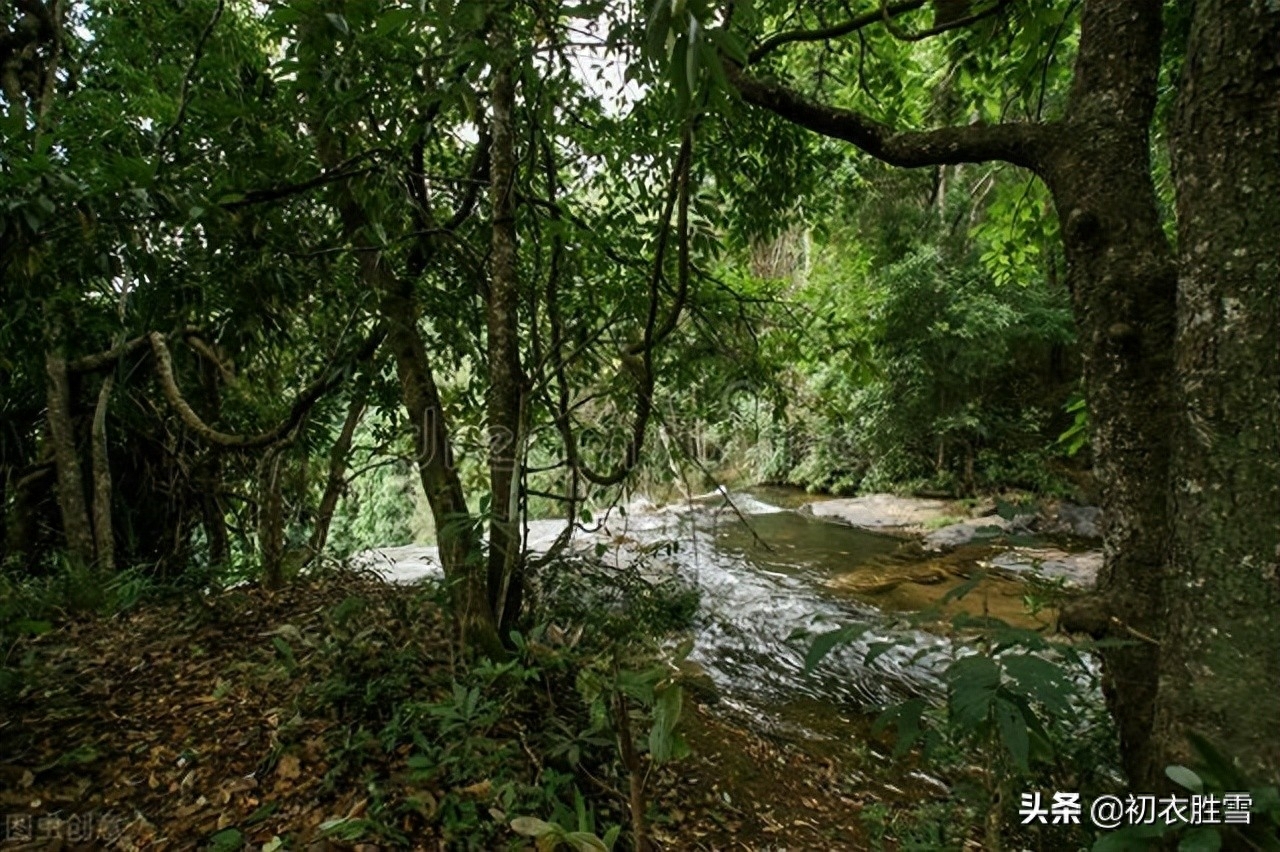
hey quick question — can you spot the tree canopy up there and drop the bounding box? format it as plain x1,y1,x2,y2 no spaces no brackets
2,0,1277,846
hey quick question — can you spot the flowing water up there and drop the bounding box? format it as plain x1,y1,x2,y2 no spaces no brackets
363,489,958,740
585,493,954,717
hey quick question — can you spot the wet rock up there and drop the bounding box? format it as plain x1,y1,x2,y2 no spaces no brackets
923,515,1032,550
827,563,954,595
987,547,1102,589
1045,502,1103,539
803,494,955,532
827,552,1059,631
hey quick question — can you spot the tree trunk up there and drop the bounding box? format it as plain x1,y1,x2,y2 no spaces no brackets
729,0,1272,787
1041,0,1176,792
306,391,366,564
90,374,115,572
298,8,504,653
1158,0,1280,778
486,18,526,638
44,350,96,567
334,207,503,657
378,276,503,657
5,458,53,569
259,448,285,589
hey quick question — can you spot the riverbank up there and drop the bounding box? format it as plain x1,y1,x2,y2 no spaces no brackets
0,489,1111,850
0,571,943,850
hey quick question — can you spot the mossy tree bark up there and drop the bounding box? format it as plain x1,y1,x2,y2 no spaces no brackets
1158,0,1280,779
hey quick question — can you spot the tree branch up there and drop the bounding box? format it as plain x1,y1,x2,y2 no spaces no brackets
726,63,1049,171
67,335,150,373
148,329,383,450
219,156,381,210
878,0,1010,43
181,327,236,384
748,0,926,63
155,0,225,164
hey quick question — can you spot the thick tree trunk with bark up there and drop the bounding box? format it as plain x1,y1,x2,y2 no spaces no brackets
1039,1,1176,791
731,0,1177,788
376,276,502,657
724,0,1280,791
298,10,505,652
317,198,503,657
1159,0,1280,778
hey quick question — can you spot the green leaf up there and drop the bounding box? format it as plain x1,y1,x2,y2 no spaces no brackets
863,640,898,667
375,7,415,36
511,816,557,837
1249,784,1280,818
873,698,927,758
644,0,671,60
244,801,280,826
1178,827,1222,852
208,828,245,852
1186,732,1248,790
946,654,1001,727
1166,764,1204,794
648,684,684,764
271,636,297,673
324,12,350,35
994,696,1029,771
804,624,868,672
685,18,700,97
565,831,609,851
1001,653,1072,714
940,572,984,603
708,27,748,64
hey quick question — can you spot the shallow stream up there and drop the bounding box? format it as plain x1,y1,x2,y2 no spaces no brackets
366,490,967,745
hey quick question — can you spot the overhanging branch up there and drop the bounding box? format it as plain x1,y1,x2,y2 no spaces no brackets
148,329,383,450
748,0,926,63
726,63,1050,171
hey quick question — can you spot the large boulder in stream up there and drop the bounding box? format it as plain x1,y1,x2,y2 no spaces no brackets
803,494,957,532
988,547,1103,589
923,515,1033,550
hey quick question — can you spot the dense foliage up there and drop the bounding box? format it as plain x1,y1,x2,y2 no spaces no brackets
2,0,1277,848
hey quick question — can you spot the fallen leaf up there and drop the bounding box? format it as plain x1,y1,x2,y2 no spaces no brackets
459,779,492,799
276,754,301,780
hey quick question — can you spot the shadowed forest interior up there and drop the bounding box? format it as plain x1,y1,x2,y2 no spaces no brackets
2,1,1277,849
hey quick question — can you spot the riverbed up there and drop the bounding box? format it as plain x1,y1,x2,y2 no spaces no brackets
357,488,1102,752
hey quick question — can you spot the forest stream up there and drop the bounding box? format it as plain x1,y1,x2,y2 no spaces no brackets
359,488,1103,797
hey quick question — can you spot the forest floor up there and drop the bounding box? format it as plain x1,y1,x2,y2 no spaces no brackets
0,572,944,851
